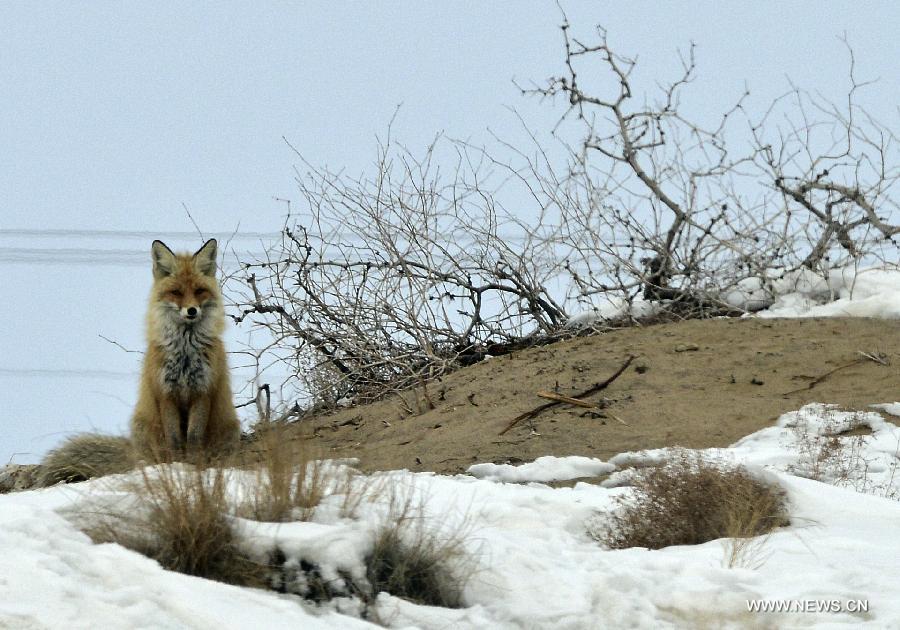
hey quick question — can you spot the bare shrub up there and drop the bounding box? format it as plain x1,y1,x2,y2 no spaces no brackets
594,452,789,550
227,19,900,412
228,134,571,409
788,410,871,485
786,407,900,499
529,20,900,316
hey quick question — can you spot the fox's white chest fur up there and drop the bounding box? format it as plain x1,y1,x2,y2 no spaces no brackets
156,314,214,394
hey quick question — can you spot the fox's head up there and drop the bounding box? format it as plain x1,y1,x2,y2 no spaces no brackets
150,239,222,328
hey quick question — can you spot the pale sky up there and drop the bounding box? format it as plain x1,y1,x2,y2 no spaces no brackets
2,1,899,463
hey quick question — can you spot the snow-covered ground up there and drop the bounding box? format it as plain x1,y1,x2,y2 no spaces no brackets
2,402,900,629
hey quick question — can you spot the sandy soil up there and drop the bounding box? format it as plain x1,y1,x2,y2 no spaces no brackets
292,317,900,474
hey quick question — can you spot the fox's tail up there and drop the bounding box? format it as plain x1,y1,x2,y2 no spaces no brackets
37,433,136,487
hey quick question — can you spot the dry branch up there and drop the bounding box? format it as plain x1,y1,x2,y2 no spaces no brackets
535,391,597,408
498,355,635,435
782,357,867,396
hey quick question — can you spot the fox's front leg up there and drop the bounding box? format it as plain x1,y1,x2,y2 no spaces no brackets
186,397,211,453
160,397,184,456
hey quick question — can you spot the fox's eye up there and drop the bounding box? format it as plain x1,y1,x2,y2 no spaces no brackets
170,290,183,298
194,289,208,298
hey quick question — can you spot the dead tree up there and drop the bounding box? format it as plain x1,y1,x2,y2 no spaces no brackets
522,18,899,317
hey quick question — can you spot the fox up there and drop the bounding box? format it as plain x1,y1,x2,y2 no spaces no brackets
37,238,240,487
130,238,241,460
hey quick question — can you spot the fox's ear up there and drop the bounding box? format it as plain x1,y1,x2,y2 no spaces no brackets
151,240,176,279
193,238,218,277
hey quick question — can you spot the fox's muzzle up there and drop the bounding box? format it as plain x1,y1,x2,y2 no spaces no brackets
182,306,200,321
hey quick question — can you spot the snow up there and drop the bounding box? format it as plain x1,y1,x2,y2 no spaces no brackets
3,402,900,628
567,265,900,325
0,487,373,630
467,455,615,483
566,296,660,327
756,267,900,319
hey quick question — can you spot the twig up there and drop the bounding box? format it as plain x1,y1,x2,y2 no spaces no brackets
181,202,205,239
782,358,865,396
98,334,143,355
273,402,302,423
499,355,635,435
609,414,629,426
857,350,889,366
535,391,596,408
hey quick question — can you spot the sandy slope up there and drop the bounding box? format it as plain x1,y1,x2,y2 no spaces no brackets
298,317,900,474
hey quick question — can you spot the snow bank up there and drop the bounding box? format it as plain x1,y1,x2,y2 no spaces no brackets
757,267,900,319
567,265,900,324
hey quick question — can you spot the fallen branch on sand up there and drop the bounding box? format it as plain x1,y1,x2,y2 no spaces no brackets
782,357,867,397
499,355,636,435
535,391,597,408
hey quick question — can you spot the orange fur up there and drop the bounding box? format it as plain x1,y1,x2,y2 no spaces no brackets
130,238,240,461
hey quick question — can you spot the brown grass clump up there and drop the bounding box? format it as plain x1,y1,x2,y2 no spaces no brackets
595,451,789,550
85,462,265,587
365,494,472,609
77,426,473,611
235,422,326,522
79,424,338,590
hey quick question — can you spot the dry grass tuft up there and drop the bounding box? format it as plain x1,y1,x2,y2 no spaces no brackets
77,426,473,612
595,451,789,551
365,493,472,609
85,462,265,587
235,422,327,521
721,527,774,570
80,424,344,590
